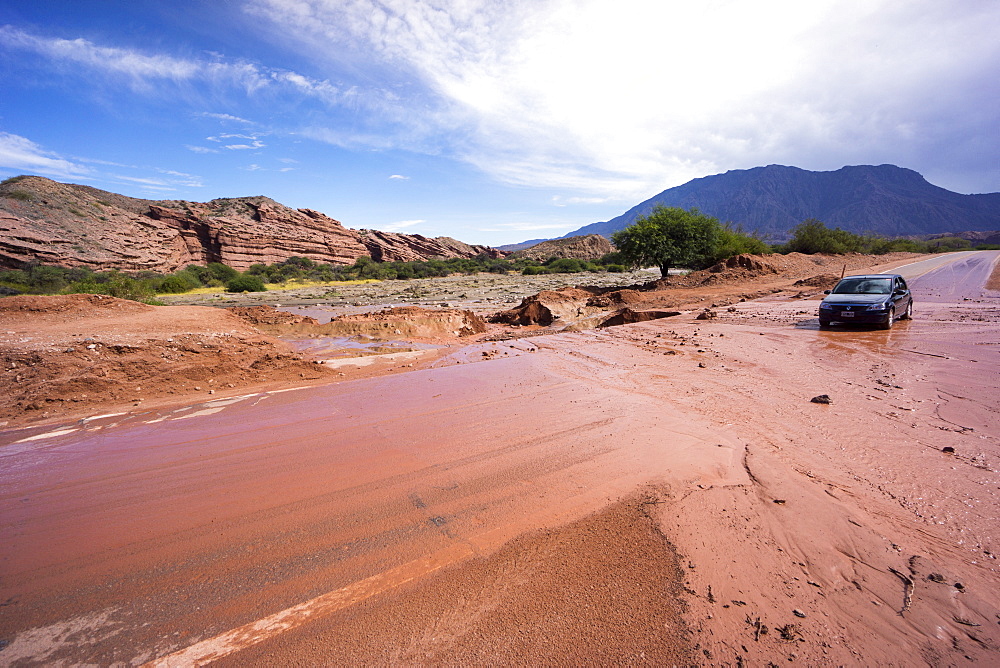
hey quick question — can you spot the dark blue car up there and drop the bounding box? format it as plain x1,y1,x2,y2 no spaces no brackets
818,274,913,329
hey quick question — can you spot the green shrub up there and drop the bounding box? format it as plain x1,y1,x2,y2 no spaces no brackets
66,272,157,303
927,236,972,252
0,269,29,285
597,251,627,265
545,258,585,273
28,265,70,293
158,275,198,293
781,219,859,254
522,265,550,275
710,224,771,264
207,262,239,283
226,275,266,293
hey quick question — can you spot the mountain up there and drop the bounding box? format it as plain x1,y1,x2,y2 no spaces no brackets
565,164,1000,241
496,238,549,252
507,234,613,261
0,176,503,272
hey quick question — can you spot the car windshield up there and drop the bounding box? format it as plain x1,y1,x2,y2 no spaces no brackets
831,277,892,295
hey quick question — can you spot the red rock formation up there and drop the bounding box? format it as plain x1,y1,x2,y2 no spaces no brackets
509,234,613,261
489,287,598,326
144,199,369,269
358,229,503,262
0,176,503,272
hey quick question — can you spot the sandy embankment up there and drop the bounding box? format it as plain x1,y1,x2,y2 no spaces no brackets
1,250,998,665
0,251,918,428
0,294,335,427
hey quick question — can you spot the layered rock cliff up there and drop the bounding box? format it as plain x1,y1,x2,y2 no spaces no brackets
509,234,613,261
0,176,503,271
358,229,503,262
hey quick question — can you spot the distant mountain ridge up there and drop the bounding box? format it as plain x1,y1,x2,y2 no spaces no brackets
564,164,1000,241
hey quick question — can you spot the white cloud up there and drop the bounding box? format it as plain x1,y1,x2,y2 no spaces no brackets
552,195,612,207
206,133,267,150
186,145,219,154
114,175,174,186
382,219,424,232
0,25,380,111
224,140,266,150
0,25,264,92
0,132,204,192
388,174,409,180
0,132,91,179
199,112,255,124
157,169,204,187
249,0,1000,196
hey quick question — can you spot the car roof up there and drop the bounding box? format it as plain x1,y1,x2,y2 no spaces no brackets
839,274,900,280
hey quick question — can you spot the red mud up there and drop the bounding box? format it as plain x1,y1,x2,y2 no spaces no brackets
1,251,998,665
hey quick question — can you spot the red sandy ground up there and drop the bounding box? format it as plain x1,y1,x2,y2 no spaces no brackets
1,251,998,665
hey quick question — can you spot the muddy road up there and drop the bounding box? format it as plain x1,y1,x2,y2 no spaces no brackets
1,251,998,665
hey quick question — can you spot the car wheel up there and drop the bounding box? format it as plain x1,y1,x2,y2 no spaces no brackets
902,301,913,320
880,307,895,330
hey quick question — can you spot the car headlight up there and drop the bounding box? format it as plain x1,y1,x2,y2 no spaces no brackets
865,302,888,311
819,303,834,310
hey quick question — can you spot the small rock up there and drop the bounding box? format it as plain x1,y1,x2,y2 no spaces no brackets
698,362,707,368
942,446,955,453
810,394,832,404
793,609,806,618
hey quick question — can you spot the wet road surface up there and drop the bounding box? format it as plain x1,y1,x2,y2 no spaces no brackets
1,251,997,665
0,336,739,664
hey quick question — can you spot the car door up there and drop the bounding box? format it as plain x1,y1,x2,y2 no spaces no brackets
893,276,910,313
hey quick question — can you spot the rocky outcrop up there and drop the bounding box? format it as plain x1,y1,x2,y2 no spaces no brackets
144,199,369,269
598,308,681,327
358,229,504,262
325,306,487,339
509,234,613,261
489,287,598,326
707,254,782,274
0,176,503,271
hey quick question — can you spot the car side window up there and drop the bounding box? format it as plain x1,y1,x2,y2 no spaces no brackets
897,277,907,291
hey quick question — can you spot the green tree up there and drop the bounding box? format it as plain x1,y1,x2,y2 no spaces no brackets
611,206,723,276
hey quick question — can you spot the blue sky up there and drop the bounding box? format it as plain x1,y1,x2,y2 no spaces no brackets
1,1,998,246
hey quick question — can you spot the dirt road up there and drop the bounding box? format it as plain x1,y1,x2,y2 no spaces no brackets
1,251,998,665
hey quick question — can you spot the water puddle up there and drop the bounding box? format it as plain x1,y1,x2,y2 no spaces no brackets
284,335,441,359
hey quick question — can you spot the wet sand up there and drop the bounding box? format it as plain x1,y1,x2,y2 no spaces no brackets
1,251,998,665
